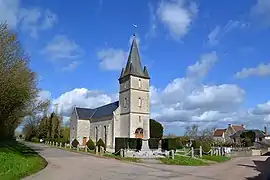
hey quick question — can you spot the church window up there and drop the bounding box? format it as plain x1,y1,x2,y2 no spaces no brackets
138,79,141,88
139,116,142,123
124,97,128,108
104,125,107,148
138,97,142,107
95,127,98,142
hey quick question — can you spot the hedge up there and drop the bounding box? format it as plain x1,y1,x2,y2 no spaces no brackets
148,138,160,149
162,138,177,151
115,138,161,153
86,139,95,150
71,139,79,148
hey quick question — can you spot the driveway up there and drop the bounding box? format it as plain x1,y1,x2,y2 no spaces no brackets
23,142,270,180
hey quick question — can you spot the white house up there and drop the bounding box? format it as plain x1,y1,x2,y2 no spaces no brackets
70,35,151,149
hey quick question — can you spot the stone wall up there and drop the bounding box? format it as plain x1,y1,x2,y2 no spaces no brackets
77,119,90,145
89,119,113,148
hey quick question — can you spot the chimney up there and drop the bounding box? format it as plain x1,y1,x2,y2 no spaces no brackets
264,126,268,136
228,124,232,127
241,124,244,128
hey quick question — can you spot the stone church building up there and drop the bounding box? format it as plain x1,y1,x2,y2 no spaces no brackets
70,36,150,149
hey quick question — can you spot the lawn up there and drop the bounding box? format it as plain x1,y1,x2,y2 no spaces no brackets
0,141,47,180
201,155,230,163
160,155,209,166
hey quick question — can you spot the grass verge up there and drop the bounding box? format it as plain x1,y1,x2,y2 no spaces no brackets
202,155,230,163
0,141,47,180
160,155,209,166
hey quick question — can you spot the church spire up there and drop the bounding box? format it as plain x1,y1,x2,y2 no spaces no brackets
119,35,150,80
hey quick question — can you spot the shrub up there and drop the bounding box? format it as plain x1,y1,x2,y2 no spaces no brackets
202,142,211,153
86,139,95,150
71,139,79,148
192,140,202,149
96,138,105,151
31,137,39,143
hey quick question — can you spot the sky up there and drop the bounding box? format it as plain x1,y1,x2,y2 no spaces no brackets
1,0,270,135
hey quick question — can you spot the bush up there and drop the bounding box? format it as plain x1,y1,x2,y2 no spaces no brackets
202,142,211,153
192,140,202,149
149,138,160,149
162,138,177,151
96,138,105,151
31,137,39,143
86,139,95,150
71,139,79,148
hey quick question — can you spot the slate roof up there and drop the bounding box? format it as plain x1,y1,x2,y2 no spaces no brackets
119,35,150,80
75,101,119,122
213,129,227,137
230,129,265,138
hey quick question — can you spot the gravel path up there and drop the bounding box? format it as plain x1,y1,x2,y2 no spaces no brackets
23,142,270,180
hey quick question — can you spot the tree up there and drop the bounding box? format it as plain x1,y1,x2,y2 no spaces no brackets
49,112,61,140
0,23,40,139
184,124,199,139
199,127,215,142
240,131,256,147
150,119,163,139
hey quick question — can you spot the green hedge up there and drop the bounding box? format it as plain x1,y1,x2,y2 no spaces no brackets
148,138,160,149
115,138,162,153
162,138,177,151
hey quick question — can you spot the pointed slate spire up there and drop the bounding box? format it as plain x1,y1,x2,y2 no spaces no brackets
143,66,150,79
119,35,150,80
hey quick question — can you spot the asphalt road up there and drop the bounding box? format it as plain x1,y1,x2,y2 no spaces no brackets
23,142,270,180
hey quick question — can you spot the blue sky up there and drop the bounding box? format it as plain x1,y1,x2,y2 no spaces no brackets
1,0,270,135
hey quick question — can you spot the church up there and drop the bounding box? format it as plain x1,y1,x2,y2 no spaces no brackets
69,35,151,149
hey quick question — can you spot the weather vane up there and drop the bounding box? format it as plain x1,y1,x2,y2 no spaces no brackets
132,24,138,37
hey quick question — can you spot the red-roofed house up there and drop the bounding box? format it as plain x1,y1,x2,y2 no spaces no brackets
213,124,245,143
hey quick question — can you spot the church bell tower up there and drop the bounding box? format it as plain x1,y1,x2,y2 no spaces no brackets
118,35,150,139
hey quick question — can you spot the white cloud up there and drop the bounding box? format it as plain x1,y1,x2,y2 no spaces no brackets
42,35,84,61
53,88,113,116
37,90,51,101
235,63,270,78
156,0,198,40
187,52,217,78
97,48,127,71
62,61,81,72
0,0,57,37
0,0,20,28
252,101,270,115
207,20,249,46
251,0,270,27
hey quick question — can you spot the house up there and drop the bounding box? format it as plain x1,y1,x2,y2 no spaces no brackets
213,124,245,142
229,129,265,144
70,35,151,149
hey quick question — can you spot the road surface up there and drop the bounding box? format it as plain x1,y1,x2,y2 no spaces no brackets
23,142,270,180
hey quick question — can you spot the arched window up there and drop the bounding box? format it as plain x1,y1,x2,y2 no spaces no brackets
138,79,141,88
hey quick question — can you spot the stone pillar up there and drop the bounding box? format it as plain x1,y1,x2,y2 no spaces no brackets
60,142,62,147
170,150,175,159
199,146,202,158
120,149,124,158
191,147,194,158
141,118,151,152
77,146,79,152
95,146,99,155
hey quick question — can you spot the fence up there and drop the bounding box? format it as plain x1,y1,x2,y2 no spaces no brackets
176,146,227,158
44,141,105,155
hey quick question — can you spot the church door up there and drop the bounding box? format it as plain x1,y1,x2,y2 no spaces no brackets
135,128,143,139
82,137,87,146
